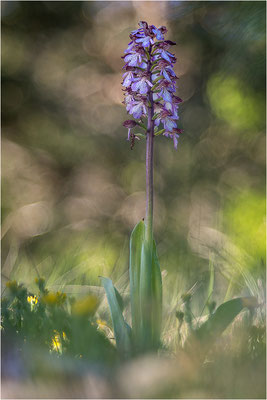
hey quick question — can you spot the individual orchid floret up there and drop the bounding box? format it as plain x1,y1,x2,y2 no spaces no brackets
123,120,140,150
131,72,153,94
123,52,143,67
163,128,183,150
122,67,135,88
123,120,137,140
150,25,164,40
122,21,183,149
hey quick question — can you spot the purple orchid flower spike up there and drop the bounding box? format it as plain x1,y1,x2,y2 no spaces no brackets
122,21,183,149
118,22,183,354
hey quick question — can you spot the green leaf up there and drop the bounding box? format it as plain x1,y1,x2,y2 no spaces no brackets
186,296,258,354
152,112,160,121
137,122,147,130
139,239,152,348
151,83,160,91
151,240,162,348
129,221,162,352
224,276,235,302
154,129,165,136
150,62,158,70
100,276,131,357
207,256,214,301
129,220,145,345
134,133,146,139
153,75,164,83
202,255,214,313
154,97,163,103
114,285,124,313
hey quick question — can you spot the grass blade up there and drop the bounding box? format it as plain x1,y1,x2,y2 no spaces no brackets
207,255,214,301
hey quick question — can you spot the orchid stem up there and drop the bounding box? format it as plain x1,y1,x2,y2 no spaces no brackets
145,47,154,249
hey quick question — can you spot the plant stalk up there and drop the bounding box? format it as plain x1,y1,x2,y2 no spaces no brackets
145,47,155,248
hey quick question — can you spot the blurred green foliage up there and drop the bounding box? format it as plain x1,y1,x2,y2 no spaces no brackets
207,75,264,131
2,278,117,374
224,190,266,264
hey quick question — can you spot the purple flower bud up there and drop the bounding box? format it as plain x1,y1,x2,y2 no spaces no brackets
139,21,148,29
123,120,138,142
158,26,167,34
123,120,137,129
154,40,176,50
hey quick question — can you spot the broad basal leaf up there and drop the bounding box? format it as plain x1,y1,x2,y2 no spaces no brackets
186,296,258,355
129,220,145,343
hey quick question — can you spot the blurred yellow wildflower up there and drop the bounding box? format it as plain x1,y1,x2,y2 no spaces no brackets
56,291,66,305
6,280,18,292
42,292,57,305
51,331,62,353
27,295,38,305
96,318,107,329
72,295,99,317
50,330,67,354
27,295,38,310
96,318,114,338
42,291,66,306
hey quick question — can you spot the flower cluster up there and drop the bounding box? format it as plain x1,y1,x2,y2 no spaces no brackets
122,21,183,149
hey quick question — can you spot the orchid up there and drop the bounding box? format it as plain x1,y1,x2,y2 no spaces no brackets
102,22,184,357
122,21,183,149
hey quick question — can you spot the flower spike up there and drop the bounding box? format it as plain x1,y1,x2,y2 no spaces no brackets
122,21,183,149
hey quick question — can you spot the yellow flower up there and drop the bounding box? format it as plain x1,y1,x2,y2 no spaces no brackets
96,318,113,337
6,280,18,292
72,295,99,317
27,295,38,305
96,319,107,330
50,330,67,354
27,295,38,310
42,292,58,305
51,330,62,353
41,291,66,306
55,291,66,305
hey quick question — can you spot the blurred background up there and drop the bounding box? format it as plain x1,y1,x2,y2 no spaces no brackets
1,1,266,398
2,0,265,298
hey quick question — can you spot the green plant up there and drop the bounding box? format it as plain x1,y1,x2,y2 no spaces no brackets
2,279,117,366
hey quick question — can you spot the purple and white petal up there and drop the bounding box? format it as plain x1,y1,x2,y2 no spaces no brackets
161,88,173,103
122,71,134,87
